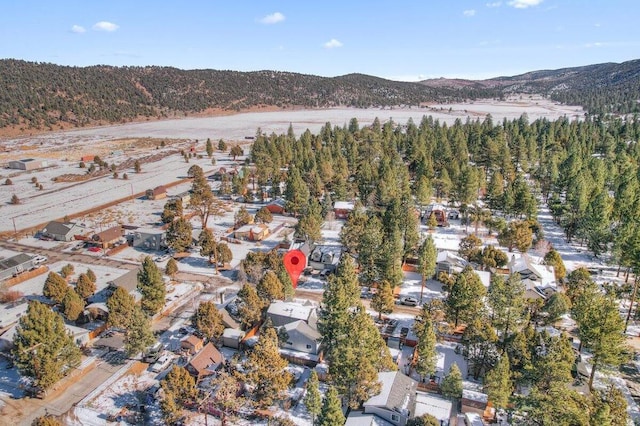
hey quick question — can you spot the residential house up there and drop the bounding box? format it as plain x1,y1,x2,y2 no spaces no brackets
435,251,468,276
0,253,37,281
308,245,342,273
83,302,109,322
181,335,204,355
107,268,142,301
266,301,318,329
80,154,96,162
186,342,224,381
461,389,492,419
172,191,191,205
132,228,167,251
333,201,355,219
281,320,321,355
146,186,168,200
91,226,123,249
423,203,449,227
361,371,417,426
41,221,85,241
266,198,286,215
508,255,557,299
1,323,90,352
233,224,270,241
413,392,453,425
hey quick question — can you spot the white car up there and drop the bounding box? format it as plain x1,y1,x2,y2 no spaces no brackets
400,296,419,306
154,254,170,262
32,255,48,264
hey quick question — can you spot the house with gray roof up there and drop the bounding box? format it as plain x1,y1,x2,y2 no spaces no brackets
41,221,85,242
107,268,142,301
282,320,321,355
0,253,36,281
266,300,318,329
361,371,417,426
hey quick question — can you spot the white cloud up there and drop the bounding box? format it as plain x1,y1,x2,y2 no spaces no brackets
463,9,476,17
92,21,119,32
71,25,85,33
585,42,605,48
508,0,543,8
486,1,502,7
324,39,343,49
594,23,601,27
259,12,285,24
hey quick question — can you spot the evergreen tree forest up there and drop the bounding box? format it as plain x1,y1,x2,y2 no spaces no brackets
251,115,640,277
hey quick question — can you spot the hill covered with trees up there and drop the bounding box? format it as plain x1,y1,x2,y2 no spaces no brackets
421,58,640,116
0,59,477,133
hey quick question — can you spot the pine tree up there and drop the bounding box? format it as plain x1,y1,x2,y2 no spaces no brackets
440,363,463,400
256,270,285,303
484,354,511,409
43,272,68,304
444,267,487,327
191,301,224,341
418,236,437,303
234,205,252,227
244,327,291,407
31,416,63,426
106,286,136,328
199,227,220,271
125,306,155,357
304,370,322,424
189,167,222,227
61,288,85,321
165,258,178,277
137,256,166,315
458,234,482,261
206,138,213,157
75,273,96,299
237,283,264,329
12,301,81,390
160,365,197,424
161,198,183,224
487,274,526,347
543,249,566,282
317,386,345,426
283,167,310,217
427,212,438,230
85,268,97,283
254,206,273,224
166,217,193,252
371,280,394,320
414,315,438,382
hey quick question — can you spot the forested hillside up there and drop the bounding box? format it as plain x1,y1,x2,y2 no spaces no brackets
421,58,640,115
0,60,475,132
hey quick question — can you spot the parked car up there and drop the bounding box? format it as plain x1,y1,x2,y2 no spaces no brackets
150,352,173,373
32,255,47,264
88,247,101,253
400,297,419,306
154,254,170,262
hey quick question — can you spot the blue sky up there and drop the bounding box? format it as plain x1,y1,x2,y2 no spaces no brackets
1,0,638,81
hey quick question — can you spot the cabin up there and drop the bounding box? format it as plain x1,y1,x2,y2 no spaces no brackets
233,224,270,241
435,250,468,276
91,226,124,249
423,203,449,227
146,186,168,200
186,342,225,381
266,301,318,329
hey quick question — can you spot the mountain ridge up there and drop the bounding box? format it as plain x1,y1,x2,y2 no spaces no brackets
0,58,638,135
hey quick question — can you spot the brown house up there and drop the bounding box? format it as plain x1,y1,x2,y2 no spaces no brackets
91,226,123,249
81,154,97,162
181,335,204,355
186,342,225,380
146,186,168,200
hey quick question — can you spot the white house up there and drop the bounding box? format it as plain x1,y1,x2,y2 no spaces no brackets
361,371,417,426
266,301,318,329
282,320,321,355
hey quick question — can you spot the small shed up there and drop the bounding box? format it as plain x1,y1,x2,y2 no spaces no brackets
222,328,245,349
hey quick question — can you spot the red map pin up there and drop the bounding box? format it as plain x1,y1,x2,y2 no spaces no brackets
283,249,306,288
